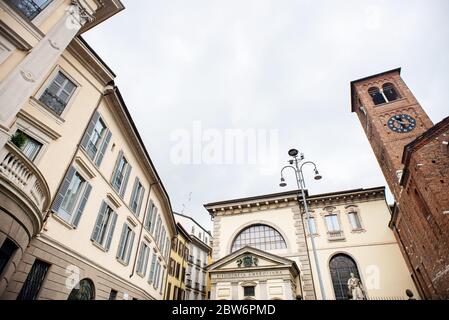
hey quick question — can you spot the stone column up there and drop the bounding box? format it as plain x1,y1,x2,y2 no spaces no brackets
0,1,94,149
259,280,268,300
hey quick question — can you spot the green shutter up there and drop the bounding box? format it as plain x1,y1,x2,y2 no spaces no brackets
145,201,154,230
125,230,135,265
81,111,100,158
105,212,117,251
111,151,124,192
120,163,132,198
91,201,108,243
72,183,92,228
95,130,112,167
129,178,138,213
148,253,156,283
136,185,145,218
143,246,150,275
136,243,145,274
116,223,128,259
52,166,76,214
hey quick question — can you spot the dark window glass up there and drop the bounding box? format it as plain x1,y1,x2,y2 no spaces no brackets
67,278,95,300
329,254,361,300
231,224,287,252
368,87,386,105
0,239,18,276
383,83,400,102
244,286,255,297
17,260,50,300
109,289,118,300
6,0,53,20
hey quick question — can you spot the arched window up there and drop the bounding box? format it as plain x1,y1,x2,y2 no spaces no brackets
383,83,400,102
231,224,287,253
368,87,386,105
67,279,95,300
329,254,361,300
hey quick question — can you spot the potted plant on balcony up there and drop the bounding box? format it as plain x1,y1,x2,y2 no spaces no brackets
11,131,27,149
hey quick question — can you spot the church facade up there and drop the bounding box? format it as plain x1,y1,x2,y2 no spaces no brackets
205,187,418,300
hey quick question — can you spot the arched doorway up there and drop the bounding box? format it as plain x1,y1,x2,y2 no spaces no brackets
329,254,361,300
67,278,95,300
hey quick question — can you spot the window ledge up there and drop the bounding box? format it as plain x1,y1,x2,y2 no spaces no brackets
91,240,108,252
117,258,129,267
51,212,75,230
351,228,366,234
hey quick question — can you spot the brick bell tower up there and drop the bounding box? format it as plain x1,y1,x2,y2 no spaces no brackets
350,68,434,198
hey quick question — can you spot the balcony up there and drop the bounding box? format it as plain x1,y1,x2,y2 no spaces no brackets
0,142,51,231
327,230,346,241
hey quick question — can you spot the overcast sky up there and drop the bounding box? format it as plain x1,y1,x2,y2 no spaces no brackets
84,0,449,231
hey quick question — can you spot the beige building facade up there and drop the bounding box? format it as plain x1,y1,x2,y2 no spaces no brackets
0,0,177,300
205,187,419,300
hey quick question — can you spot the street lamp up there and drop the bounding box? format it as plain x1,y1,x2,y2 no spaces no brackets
279,149,327,300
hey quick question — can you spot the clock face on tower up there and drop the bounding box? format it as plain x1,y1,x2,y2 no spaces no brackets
387,114,417,133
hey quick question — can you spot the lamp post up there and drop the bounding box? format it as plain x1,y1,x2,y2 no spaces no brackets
279,149,327,300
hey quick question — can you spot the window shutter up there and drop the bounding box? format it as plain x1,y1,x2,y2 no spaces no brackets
81,112,100,157
91,201,108,242
111,151,124,192
148,253,156,283
143,247,150,275
136,186,145,218
72,183,92,228
120,163,132,198
145,201,154,230
150,206,158,234
105,212,117,251
129,178,139,212
51,166,76,214
95,130,112,167
116,223,128,259
125,230,135,265
136,243,145,274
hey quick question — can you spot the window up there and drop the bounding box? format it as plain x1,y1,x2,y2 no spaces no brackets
116,224,135,265
166,283,172,300
52,167,92,227
244,286,255,297
81,112,112,167
91,202,118,250
17,259,50,300
0,238,18,276
39,71,77,116
348,211,362,230
136,243,150,276
10,130,42,161
368,87,386,105
67,279,95,300
383,83,400,102
6,0,53,20
325,214,341,232
306,217,317,235
231,224,287,253
111,151,132,198
130,178,145,216
329,254,361,300
109,289,118,300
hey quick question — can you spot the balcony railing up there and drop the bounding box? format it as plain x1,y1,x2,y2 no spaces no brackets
327,230,345,241
5,0,50,20
0,142,50,215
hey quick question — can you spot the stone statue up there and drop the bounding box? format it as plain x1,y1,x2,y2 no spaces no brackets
347,273,367,300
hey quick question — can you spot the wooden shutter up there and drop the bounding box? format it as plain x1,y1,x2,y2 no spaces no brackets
51,166,76,214
125,230,135,265
72,183,92,228
120,163,132,198
142,247,150,274
95,130,112,167
150,205,158,234
148,253,156,283
116,223,128,259
105,212,117,251
111,151,124,192
136,185,145,218
91,201,108,243
136,243,145,274
145,201,154,230
80,111,100,157
129,178,139,212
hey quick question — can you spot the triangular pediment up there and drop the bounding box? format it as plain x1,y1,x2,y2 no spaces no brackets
208,246,296,272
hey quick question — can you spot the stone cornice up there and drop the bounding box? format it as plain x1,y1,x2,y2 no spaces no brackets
205,187,386,217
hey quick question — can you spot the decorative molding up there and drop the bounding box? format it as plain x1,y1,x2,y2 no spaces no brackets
107,192,121,209
17,110,62,140
127,215,138,228
48,39,60,50
74,156,96,179
20,70,36,82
